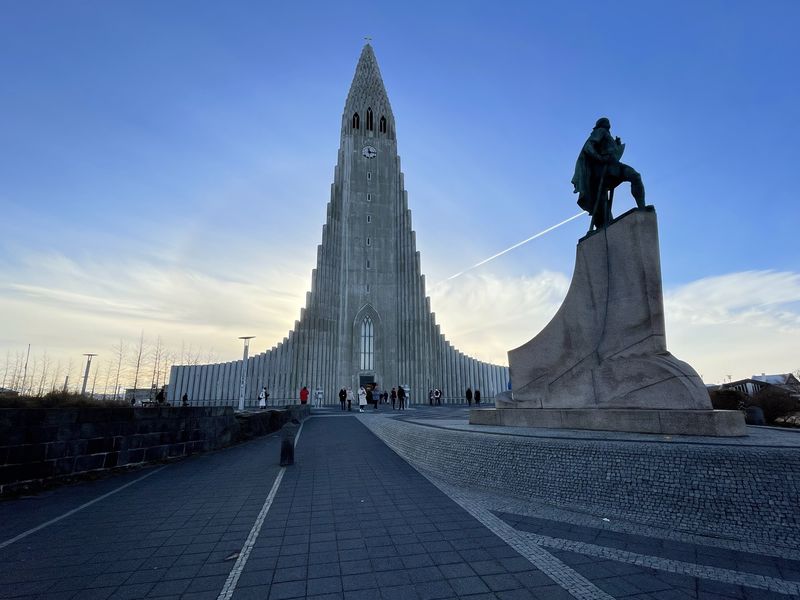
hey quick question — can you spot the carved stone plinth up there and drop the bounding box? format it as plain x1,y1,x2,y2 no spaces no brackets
471,405,745,436
469,207,745,436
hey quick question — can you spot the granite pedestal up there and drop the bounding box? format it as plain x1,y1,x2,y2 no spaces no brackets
470,207,745,436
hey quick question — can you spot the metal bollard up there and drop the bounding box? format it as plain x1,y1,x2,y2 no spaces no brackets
280,418,300,466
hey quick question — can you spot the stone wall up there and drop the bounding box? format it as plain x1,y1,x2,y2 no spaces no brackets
362,418,800,549
0,406,308,497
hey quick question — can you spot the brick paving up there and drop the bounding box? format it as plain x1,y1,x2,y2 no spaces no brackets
1,409,799,599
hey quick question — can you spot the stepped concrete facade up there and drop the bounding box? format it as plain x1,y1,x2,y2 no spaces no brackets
168,45,509,406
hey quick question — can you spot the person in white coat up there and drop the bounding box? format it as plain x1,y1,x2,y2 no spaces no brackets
258,387,268,409
357,386,367,412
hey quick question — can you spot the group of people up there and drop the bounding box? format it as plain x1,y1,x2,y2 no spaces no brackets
464,386,481,406
427,388,443,405
425,387,481,406
336,385,407,412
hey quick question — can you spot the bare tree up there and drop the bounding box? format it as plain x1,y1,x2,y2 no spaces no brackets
112,339,127,401
150,337,165,395
49,360,62,393
131,331,146,401
36,351,51,397
1,350,11,390
161,350,175,393
10,350,23,392
102,358,113,399
63,358,75,393
89,356,100,398
21,344,31,395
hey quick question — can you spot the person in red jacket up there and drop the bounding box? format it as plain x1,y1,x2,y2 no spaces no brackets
300,386,309,404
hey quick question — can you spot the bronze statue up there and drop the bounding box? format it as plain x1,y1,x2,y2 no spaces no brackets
572,118,645,230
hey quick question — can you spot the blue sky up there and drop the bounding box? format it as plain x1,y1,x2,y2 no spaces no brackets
1,1,798,391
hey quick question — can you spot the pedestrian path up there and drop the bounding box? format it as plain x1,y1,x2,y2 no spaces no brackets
227,416,581,600
1,412,798,599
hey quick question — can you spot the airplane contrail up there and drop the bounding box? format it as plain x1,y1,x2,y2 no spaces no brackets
433,211,585,286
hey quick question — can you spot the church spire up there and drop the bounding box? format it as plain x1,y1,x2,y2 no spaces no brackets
342,43,395,139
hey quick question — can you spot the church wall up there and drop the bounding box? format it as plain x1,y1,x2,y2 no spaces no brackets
169,44,511,407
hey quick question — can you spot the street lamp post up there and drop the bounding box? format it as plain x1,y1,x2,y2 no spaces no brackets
237,337,255,411
81,353,98,396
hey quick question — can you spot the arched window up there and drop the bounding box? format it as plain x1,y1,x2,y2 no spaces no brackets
360,317,374,370
379,116,386,133
366,107,373,131
352,112,360,130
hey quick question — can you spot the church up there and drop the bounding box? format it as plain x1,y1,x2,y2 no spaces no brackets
168,44,509,405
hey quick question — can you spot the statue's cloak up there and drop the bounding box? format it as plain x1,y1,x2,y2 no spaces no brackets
572,129,625,213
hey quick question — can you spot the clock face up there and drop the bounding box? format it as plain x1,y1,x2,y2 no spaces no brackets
362,145,377,159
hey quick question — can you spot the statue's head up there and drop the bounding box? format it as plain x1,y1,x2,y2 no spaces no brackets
594,117,611,130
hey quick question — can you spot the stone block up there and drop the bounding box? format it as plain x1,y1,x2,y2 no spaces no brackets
469,408,746,436
30,425,60,444
74,454,105,472
86,437,113,454
66,439,88,456
103,452,119,468
0,465,22,484
53,456,76,475
126,449,144,463
508,209,711,413
144,446,168,462
167,443,186,457
468,409,499,426
7,443,46,464
45,442,67,459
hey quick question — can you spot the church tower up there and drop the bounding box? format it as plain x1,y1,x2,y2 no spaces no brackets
169,45,509,404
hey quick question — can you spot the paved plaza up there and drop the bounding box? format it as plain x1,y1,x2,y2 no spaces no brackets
1,406,799,599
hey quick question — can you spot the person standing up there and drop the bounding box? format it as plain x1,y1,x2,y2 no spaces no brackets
156,387,166,406
300,386,309,405
258,387,268,409
434,388,441,405
358,386,367,412
390,387,397,410
465,387,473,406
346,387,353,411
181,392,189,407
338,388,347,411
428,389,434,406
474,389,481,406
367,386,377,410
398,385,406,410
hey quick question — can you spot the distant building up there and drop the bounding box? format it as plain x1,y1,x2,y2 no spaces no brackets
720,373,800,401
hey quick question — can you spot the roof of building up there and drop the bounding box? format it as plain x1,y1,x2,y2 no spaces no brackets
752,373,800,386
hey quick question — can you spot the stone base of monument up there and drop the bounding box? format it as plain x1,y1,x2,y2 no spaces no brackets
482,206,746,436
469,406,745,436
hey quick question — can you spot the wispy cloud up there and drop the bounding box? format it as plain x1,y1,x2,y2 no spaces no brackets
0,249,310,359
2,246,797,386
429,270,800,383
429,271,570,365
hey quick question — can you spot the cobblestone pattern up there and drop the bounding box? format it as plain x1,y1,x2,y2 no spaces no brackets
453,483,800,599
359,416,800,550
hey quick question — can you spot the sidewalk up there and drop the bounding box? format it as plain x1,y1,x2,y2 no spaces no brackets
230,416,567,600
1,411,798,599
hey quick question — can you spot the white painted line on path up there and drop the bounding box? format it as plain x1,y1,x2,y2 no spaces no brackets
217,418,307,600
0,466,167,550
